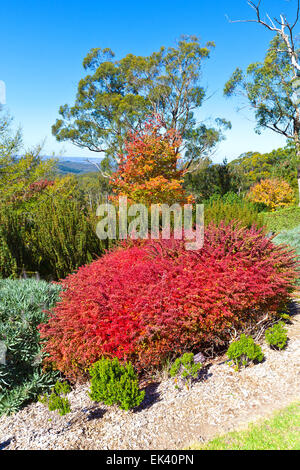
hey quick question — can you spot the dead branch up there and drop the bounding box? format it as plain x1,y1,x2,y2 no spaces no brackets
227,0,300,76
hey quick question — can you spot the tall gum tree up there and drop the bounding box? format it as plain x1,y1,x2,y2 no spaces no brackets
225,0,300,205
52,36,230,177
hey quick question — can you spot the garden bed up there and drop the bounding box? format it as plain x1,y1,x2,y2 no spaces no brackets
0,307,299,450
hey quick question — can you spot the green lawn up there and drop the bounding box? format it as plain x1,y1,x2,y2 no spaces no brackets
188,402,300,450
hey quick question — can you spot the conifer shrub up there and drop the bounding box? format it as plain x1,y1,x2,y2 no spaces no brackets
39,223,298,379
204,196,263,229
39,380,71,416
265,322,288,350
89,357,145,411
227,334,264,370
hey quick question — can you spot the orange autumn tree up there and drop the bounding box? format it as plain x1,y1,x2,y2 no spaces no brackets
248,178,295,211
110,117,193,205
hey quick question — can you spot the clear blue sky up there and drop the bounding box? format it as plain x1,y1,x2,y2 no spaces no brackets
1,0,298,162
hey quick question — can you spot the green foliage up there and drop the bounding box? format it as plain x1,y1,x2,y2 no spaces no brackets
0,206,36,279
203,194,263,229
89,357,145,411
227,334,264,370
0,111,56,209
30,196,105,279
39,380,71,416
229,144,299,194
263,208,300,233
265,322,288,350
184,159,239,200
0,279,62,415
53,36,229,169
169,353,202,389
273,224,300,285
77,172,111,209
224,36,297,143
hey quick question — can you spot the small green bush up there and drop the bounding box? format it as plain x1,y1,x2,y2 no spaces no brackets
89,357,145,411
227,334,264,370
40,380,71,416
169,353,202,389
265,322,288,350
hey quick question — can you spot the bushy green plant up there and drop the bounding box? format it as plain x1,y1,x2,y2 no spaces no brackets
30,197,106,279
0,194,107,281
204,196,263,229
227,334,264,370
89,357,145,411
262,207,300,233
0,206,35,279
169,353,202,389
0,279,62,415
265,322,288,350
39,380,71,416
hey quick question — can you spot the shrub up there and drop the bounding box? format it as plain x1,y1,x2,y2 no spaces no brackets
0,279,62,415
30,197,106,279
39,223,298,379
227,334,264,370
169,353,202,389
0,206,35,279
265,322,288,350
89,357,145,411
262,207,300,233
39,380,71,416
204,196,263,229
248,178,295,211
273,225,300,284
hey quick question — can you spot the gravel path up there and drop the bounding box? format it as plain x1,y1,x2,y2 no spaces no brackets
0,312,299,450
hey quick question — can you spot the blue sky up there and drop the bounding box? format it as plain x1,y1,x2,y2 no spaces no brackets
1,0,298,162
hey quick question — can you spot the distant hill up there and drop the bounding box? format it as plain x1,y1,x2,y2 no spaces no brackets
44,157,102,175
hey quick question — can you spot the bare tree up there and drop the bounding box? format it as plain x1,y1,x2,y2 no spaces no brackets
226,1,300,204
227,1,300,78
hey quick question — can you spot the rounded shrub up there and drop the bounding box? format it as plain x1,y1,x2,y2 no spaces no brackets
227,334,264,370
265,322,288,350
39,223,298,379
89,357,145,411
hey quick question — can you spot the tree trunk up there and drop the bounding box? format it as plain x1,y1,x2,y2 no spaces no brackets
294,122,300,207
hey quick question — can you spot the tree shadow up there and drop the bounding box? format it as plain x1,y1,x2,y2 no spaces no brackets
86,406,107,421
196,364,213,382
287,300,300,318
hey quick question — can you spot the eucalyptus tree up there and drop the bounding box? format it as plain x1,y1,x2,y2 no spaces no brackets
52,36,230,176
225,0,300,203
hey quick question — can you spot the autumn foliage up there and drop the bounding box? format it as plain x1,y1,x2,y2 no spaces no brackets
39,223,298,380
248,178,295,211
110,116,193,205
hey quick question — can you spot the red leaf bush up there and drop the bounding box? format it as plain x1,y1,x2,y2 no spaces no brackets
39,223,298,380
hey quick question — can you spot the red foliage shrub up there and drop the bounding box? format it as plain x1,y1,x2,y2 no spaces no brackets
39,223,298,380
